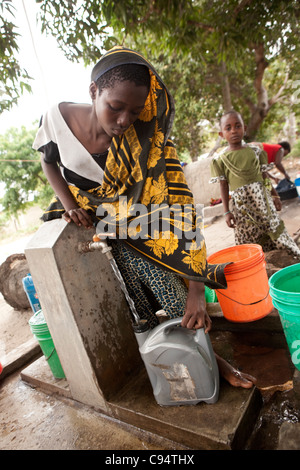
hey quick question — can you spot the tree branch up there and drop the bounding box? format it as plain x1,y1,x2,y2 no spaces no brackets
268,72,289,106
186,21,214,32
233,0,256,19
253,43,269,97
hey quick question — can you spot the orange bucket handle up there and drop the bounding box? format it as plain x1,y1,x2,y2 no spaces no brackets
216,288,270,306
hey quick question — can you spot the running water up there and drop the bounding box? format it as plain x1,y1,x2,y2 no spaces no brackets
108,257,141,325
78,236,143,326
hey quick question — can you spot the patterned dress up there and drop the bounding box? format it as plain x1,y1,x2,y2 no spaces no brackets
210,145,300,258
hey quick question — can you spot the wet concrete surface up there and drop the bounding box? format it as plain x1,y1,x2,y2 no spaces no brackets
1,308,300,450
1,370,185,450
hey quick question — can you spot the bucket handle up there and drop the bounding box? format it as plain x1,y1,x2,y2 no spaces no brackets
216,288,270,306
45,348,56,362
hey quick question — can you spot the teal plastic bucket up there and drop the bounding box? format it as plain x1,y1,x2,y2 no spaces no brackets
29,310,65,379
269,263,300,371
205,286,218,303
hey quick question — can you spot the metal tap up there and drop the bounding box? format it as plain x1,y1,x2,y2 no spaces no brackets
78,233,115,259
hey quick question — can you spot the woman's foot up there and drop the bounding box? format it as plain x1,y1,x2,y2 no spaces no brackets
215,354,257,389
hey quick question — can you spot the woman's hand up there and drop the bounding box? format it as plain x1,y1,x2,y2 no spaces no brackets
181,281,212,333
41,160,94,228
63,207,94,228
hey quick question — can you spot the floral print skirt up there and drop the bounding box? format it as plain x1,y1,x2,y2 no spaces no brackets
110,240,188,329
232,182,300,258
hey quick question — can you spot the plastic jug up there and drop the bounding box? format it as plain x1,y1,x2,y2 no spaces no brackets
22,273,41,313
133,317,219,406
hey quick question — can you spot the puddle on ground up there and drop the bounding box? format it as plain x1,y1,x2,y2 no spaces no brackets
210,329,294,392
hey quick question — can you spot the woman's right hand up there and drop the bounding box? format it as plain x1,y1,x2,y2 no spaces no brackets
225,212,236,228
63,207,94,228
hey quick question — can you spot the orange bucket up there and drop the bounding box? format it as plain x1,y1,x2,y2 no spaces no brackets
207,244,273,322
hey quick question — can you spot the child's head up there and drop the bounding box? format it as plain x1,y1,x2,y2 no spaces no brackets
278,141,291,156
219,110,245,146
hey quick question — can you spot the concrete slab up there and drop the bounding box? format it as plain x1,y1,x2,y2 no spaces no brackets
107,368,262,450
20,354,262,450
0,337,41,380
21,356,72,399
1,370,183,451
19,303,297,450
24,220,143,411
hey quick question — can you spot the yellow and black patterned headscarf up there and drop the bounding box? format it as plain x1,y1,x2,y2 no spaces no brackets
41,46,227,288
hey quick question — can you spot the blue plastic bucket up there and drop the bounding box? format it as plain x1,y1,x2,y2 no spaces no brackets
295,178,300,198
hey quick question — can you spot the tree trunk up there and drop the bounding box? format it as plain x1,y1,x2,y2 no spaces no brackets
244,43,289,141
244,106,269,141
0,254,30,310
244,43,269,140
207,62,232,157
221,61,232,112
285,111,297,147
190,126,200,161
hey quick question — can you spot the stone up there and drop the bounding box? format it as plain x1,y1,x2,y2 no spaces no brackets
0,253,30,310
278,422,300,450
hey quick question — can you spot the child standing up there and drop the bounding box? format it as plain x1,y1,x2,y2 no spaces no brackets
210,110,300,258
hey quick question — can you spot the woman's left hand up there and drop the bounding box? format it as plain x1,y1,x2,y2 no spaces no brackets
181,281,212,333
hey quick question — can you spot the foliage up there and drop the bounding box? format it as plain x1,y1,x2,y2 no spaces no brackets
2,1,299,161
290,139,300,159
36,0,300,158
0,0,32,113
0,124,54,216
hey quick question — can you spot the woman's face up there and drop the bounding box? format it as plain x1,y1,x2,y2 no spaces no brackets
91,80,149,138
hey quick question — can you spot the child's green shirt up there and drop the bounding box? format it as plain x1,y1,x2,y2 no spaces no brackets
210,146,268,191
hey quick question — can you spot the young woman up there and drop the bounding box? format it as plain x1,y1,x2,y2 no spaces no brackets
34,48,256,388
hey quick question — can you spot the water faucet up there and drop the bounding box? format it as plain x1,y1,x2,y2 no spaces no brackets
78,234,115,260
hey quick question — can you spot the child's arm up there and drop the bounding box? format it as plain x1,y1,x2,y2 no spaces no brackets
262,171,282,212
220,180,236,228
274,147,290,180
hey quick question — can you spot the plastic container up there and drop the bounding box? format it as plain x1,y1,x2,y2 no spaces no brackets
22,273,41,313
269,264,300,371
134,317,219,406
29,310,65,379
205,286,218,303
275,178,298,200
207,244,273,322
295,178,300,198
